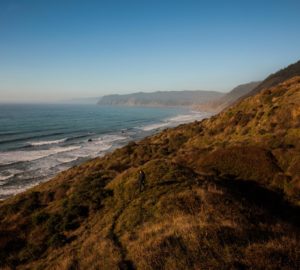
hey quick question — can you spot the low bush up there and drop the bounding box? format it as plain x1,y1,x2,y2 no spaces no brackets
47,233,67,248
23,192,41,213
46,214,63,234
32,211,50,225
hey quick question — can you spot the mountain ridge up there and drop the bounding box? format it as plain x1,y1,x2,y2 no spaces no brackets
98,90,224,107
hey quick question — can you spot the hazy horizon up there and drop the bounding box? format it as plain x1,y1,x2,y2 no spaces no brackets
0,0,300,102
0,88,221,104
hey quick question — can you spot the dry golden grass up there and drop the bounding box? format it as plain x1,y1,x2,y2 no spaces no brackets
0,77,300,269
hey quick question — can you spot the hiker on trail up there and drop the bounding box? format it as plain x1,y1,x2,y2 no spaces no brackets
138,170,146,192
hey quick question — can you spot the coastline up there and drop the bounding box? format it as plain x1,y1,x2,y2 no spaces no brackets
0,109,213,200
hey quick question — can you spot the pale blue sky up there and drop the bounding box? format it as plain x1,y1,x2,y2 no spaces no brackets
0,0,300,102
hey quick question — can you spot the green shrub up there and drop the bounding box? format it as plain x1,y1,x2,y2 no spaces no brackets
32,211,50,225
67,204,89,218
22,192,41,213
46,214,63,234
47,233,67,248
62,204,89,231
63,219,80,231
19,243,47,262
168,134,188,152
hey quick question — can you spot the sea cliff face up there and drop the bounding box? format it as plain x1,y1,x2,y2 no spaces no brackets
0,70,300,268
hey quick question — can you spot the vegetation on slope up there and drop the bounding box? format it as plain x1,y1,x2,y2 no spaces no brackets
196,81,260,112
244,60,300,98
0,75,300,269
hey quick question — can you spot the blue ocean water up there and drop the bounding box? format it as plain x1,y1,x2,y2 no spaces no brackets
0,104,210,199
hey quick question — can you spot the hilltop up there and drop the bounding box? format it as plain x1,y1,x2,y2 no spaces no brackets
196,81,260,112
197,60,300,113
97,90,223,107
246,60,300,98
0,67,300,268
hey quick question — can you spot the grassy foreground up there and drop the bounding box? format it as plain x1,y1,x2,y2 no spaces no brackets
0,76,300,269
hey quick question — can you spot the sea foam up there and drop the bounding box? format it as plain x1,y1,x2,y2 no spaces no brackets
139,111,211,131
28,138,67,146
0,146,81,165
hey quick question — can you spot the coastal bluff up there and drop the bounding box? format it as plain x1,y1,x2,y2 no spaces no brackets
0,63,300,269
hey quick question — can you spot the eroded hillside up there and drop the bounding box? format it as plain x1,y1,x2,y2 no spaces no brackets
0,77,299,270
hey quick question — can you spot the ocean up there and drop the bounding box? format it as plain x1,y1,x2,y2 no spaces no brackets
0,104,210,199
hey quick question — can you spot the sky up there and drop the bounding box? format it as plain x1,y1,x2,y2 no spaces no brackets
0,0,300,102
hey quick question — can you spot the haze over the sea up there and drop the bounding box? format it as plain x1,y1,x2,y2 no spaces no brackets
0,0,300,103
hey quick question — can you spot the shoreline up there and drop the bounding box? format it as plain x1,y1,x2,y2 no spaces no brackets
0,109,213,200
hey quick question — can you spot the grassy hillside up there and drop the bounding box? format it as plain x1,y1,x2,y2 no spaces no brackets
198,60,300,113
244,60,300,98
196,81,260,112
0,77,300,269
